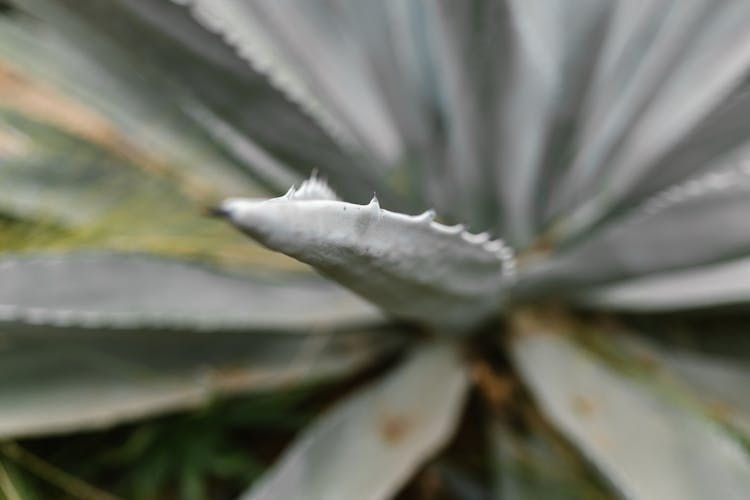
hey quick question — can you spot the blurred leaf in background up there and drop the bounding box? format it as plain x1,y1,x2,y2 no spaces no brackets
5,1,750,500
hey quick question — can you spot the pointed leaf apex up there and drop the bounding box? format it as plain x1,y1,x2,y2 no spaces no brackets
369,193,380,210
220,195,516,329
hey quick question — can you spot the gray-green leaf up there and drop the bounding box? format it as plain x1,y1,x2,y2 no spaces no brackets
240,341,469,500
219,183,516,331
0,327,400,438
0,253,382,331
511,330,750,500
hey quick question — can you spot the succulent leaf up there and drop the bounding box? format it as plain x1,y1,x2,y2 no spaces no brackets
575,255,750,311
518,157,750,299
637,346,750,440
0,253,382,331
193,0,405,167
549,2,750,239
0,327,401,439
5,1,750,497
0,14,266,197
614,79,750,213
10,0,397,204
240,341,469,500
219,180,516,331
512,330,750,500
495,0,611,245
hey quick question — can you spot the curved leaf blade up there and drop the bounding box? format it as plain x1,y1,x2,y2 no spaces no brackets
550,2,750,241
199,0,403,167
0,253,382,332
219,185,516,331
10,0,390,203
240,341,469,500
518,160,750,300
652,348,750,439
496,0,610,245
0,327,401,439
511,330,750,500
0,14,263,198
576,255,750,311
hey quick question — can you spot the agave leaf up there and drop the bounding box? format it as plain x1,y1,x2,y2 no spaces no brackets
574,255,750,311
199,0,403,168
0,14,263,198
348,1,442,177
616,79,750,212
10,0,395,205
414,0,506,230
491,417,612,500
0,253,382,332
550,1,750,237
518,159,750,299
642,347,750,439
560,2,750,240
511,330,750,500
496,0,610,245
595,3,750,205
240,341,469,500
219,182,516,331
593,331,750,448
0,326,402,439
0,106,301,269
146,0,361,157
0,109,201,227
545,0,711,222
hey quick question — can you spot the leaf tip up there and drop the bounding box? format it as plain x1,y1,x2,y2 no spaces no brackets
369,193,380,211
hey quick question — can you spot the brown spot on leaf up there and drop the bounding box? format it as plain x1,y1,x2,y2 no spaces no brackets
572,395,597,416
378,413,414,445
706,400,734,422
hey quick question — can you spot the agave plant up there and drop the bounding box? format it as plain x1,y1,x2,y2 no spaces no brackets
3,0,750,498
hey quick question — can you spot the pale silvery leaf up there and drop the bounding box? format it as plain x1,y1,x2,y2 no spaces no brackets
517,154,750,298
496,0,610,245
0,327,401,439
550,0,713,218
0,109,235,229
575,255,750,311
629,319,750,439
157,0,361,159
220,0,404,167
420,0,502,230
511,331,750,500
218,179,516,331
7,0,750,497
553,2,750,240
616,80,750,212
12,0,397,204
0,253,382,331
656,349,750,439
240,341,469,500
0,13,264,197
350,1,442,177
